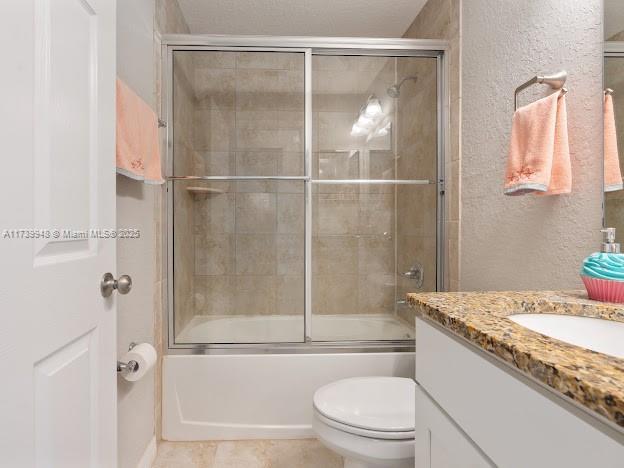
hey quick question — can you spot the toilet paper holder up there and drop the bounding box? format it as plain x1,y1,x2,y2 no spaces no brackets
117,342,139,375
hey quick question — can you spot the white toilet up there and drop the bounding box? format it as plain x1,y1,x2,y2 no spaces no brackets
312,377,415,468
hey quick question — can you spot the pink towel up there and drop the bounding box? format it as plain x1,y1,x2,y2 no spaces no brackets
604,93,623,192
504,91,571,196
116,79,164,184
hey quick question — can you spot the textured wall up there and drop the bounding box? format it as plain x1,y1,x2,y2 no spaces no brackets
117,0,190,466
116,1,157,467
154,0,191,442
461,0,603,291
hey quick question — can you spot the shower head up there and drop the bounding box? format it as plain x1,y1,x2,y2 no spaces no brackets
387,75,418,98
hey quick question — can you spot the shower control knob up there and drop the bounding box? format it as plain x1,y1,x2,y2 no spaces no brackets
100,272,133,297
404,263,424,289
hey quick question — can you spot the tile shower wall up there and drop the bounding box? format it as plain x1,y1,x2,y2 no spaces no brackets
395,57,438,318
403,0,461,293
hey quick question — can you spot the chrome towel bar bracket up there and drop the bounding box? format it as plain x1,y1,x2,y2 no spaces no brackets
514,70,568,111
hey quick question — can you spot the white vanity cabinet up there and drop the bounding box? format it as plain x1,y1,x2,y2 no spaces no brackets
415,384,494,467
414,317,624,468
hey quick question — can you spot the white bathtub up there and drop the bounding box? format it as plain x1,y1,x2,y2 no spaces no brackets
163,315,415,441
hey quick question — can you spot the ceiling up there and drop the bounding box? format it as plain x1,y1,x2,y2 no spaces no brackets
176,0,428,37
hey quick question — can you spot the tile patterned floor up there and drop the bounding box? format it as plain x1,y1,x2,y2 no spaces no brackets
153,439,343,468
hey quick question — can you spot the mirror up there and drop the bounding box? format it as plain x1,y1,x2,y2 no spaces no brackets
604,0,624,240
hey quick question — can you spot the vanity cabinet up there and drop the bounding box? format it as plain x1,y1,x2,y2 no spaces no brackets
414,317,624,468
415,385,494,468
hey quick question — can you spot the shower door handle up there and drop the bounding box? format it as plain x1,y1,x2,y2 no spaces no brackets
100,272,133,297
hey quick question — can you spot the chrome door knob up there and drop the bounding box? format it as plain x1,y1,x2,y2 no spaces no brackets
100,272,133,297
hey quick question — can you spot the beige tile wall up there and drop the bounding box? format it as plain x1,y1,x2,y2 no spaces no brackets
395,57,438,317
402,0,461,294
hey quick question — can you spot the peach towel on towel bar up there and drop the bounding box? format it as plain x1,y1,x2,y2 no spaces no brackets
504,91,571,196
116,79,164,184
604,93,623,192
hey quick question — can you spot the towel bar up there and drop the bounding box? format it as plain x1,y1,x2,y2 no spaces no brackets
514,70,568,110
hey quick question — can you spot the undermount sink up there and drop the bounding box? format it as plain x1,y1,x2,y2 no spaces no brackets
508,313,624,359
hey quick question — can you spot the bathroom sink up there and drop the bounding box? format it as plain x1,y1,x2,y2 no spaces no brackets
508,313,624,359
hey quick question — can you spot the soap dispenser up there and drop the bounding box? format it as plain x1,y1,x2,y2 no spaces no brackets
580,228,624,303
601,228,620,253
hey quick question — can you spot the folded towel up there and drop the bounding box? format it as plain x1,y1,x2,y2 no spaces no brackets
504,91,571,196
116,79,164,184
604,93,623,192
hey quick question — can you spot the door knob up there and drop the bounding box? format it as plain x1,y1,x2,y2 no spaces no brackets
100,272,132,297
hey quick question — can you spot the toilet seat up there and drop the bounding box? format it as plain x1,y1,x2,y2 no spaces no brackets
313,376,416,434
314,408,415,440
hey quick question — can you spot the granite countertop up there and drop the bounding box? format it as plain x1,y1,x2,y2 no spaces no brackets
407,290,624,429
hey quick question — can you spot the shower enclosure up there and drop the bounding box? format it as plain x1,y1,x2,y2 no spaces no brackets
163,36,446,352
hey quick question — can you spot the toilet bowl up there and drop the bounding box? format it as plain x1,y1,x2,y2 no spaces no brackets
312,377,415,468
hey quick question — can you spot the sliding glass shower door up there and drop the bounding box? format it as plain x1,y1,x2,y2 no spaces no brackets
170,50,306,344
167,46,442,347
310,55,438,341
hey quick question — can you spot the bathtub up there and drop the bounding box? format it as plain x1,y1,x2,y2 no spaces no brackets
163,314,415,441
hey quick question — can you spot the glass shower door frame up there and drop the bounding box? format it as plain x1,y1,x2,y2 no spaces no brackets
162,37,448,353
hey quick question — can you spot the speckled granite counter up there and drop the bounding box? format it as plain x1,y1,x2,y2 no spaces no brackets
407,291,624,429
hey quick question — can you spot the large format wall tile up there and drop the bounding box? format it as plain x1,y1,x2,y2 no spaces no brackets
235,193,277,233
194,233,235,276
235,234,277,275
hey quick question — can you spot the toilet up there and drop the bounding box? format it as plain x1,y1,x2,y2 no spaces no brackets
312,377,415,468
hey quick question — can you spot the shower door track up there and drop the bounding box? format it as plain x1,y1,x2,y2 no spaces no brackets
162,36,449,354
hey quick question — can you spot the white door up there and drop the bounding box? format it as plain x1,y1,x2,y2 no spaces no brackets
0,0,117,467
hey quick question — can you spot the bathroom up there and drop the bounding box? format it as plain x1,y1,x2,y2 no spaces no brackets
1,0,623,466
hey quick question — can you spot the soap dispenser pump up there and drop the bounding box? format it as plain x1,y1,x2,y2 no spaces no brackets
581,228,624,303
601,228,620,253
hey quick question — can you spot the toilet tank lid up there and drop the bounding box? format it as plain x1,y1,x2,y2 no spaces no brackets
313,377,415,433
